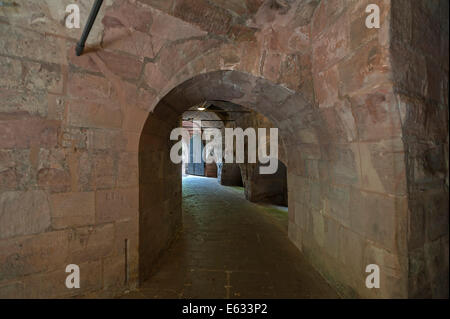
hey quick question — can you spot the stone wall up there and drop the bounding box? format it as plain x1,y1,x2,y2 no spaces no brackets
290,0,411,298
224,110,288,205
0,0,447,298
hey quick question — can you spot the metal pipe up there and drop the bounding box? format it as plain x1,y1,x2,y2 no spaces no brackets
75,0,104,56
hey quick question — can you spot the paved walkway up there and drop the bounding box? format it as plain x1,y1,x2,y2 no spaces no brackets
123,175,338,299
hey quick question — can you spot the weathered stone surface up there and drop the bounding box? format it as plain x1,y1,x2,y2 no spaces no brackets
96,50,143,80
145,62,169,91
37,167,71,193
350,189,407,252
423,189,449,242
103,255,126,289
349,0,389,49
325,184,350,226
394,6,449,296
323,216,340,259
0,281,24,299
137,0,174,13
0,0,447,300
312,10,349,72
67,72,112,101
117,152,138,187
358,139,407,196
1,0,110,45
86,129,124,151
326,144,360,186
0,149,34,192
0,57,23,89
22,61,63,94
47,94,65,121
0,25,64,64
319,100,357,143
351,89,402,142
60,127,89,150
92,151,117,189
390,43,427,98
67,224,114,264
311,210,325,248
122,104,149,133
0,150,18,191
22,260,102,298
0,88,49,118
423,236,449,297
338,40,390,97
102,27,156,58
149,6,207,41
0,191,51,239
105,0,153,32
338,226,365,272
0,113,59,149
363,244,408,298
262,51,282,82
173,0,233,35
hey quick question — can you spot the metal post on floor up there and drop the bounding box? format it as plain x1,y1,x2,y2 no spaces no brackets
75,0,104,56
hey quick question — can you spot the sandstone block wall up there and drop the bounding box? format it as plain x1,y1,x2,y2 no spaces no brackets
222,110,288,205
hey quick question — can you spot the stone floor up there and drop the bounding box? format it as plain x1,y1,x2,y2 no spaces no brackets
121,175,339,299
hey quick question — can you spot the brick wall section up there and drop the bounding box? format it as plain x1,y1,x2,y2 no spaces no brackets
219,163,243,186
391,0,449,298
0,0,447,298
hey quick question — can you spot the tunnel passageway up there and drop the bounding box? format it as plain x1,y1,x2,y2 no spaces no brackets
123,176,338,299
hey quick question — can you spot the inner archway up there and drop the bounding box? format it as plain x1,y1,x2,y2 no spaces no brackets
138,70,315,284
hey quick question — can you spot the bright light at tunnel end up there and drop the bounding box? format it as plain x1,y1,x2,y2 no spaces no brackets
170,120,279,175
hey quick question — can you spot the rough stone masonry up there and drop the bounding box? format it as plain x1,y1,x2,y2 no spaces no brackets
0,0,448,298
